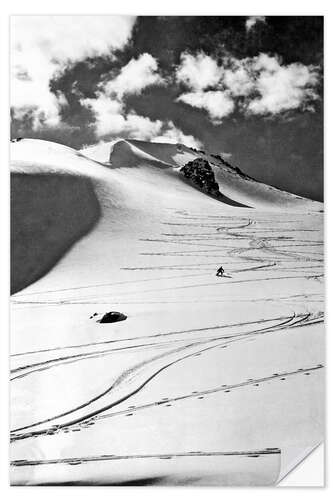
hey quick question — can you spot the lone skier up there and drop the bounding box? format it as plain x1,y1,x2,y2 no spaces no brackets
216,266,224,277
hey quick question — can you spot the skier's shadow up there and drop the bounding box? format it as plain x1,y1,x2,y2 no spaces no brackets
216,274,232,279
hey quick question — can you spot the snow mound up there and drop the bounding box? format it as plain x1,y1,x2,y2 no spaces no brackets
10,139,105,294
11,136,322,293
85,138,322,211
10,138,324,486
11,172,100,294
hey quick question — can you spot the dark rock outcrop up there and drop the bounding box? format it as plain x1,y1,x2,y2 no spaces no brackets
180,158,221,198
97,311,127,324
180,157,250,208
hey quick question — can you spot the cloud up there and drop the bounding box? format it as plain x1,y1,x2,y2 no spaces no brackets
80,52,202,146
82,94,162,139
175,52,223,91
152,122,203,148
105,53,165,98
177,90,235,122
245,54,320,114
223,61,254,97
82,53,169,139
174,51,320,121
81,95,125,136
11,17,321,147
11,16,136,128
245,16,266,31
83,92,202,148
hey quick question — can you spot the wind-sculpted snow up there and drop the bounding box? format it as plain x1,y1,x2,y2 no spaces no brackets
107,139,323,211
11,172,101,294
10,138,324,485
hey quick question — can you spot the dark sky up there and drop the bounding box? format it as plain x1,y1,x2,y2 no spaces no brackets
11,16,323,201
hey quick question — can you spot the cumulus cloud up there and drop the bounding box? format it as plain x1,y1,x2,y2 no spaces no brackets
83,94,202,146
223,61,254,97
11,16,136,128
83,91,202,147
82,94,161,139
176,52,223,91
11,17,321,145
81,53,174,141
245,16,266,31
152,122,203,149
174,51,320,121
246,54,320,114
105,53,165,98
177,90,235,123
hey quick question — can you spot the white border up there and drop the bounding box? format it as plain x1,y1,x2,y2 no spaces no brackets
1,1,331,498
279,443,325,486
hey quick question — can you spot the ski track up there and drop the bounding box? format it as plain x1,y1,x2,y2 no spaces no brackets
12,448,280,468
11,208,324,476
10,313,303,437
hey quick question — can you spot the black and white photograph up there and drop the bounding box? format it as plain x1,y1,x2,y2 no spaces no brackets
8,12,325,487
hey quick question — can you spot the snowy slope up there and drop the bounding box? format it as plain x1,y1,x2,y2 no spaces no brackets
10,138,324,485
103,139,323,211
